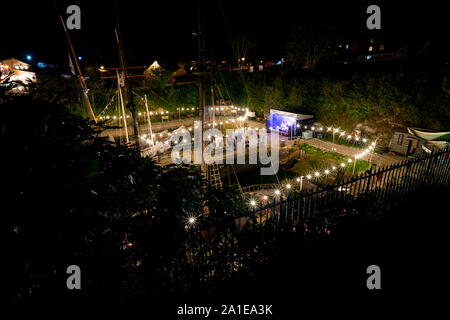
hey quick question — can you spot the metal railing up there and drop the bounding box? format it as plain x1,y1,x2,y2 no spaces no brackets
242,148,450,230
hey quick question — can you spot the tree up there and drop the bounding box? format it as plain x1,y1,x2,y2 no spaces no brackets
233,34,257,66
286,24,335,71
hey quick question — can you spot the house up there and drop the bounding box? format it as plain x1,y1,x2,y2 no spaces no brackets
0,58,36,94
389,127,422,156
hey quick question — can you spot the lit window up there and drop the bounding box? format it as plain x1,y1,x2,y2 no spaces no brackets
379,45,385,51
369,46,373,52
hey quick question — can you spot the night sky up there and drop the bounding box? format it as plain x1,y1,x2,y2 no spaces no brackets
1,1,447,68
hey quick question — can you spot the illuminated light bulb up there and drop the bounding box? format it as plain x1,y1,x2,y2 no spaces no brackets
347,135,352,139
296,124,300,128
341,163,346,167
188,217,196,224
363,138,367,143
138,112,142,116
328,127,332,131
296,177,300,182
324,169,330,174
189,128,192,131
348,159,352,163
159,134,163,137
304,126,308,129
340,132,344,136
332,166,336,170
306,175,312,179
183,139,187,143
150,112,153,115
371,142,376,146
192,138,195,141
286,184,291,189
113,116,117,119
355,137,360,141
315,172,320,177
311,127,315,130
263,195,268,200
250,200,256,206
320,127,323,131
274,189,281,195
181,108,184,110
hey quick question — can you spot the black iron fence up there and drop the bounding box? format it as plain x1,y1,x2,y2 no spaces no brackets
177,148,450,291
243,147,450,231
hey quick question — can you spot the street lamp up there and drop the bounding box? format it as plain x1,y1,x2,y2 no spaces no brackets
298,176,304,191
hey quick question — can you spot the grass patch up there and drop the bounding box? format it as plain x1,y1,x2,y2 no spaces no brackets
321,133,366,149
286,144,375,186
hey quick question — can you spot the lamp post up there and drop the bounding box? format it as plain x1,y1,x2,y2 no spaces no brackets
296,176,304,191
368,138,377,170
332,125,335,144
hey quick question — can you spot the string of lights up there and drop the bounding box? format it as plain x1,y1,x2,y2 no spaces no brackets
300,124,371,144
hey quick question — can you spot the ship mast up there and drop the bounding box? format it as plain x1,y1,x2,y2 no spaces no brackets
56,9,96,122
114,1,141,152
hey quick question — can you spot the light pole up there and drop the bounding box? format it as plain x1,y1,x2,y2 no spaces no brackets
368,138,377,170
296,176,304,191
332,125,335,144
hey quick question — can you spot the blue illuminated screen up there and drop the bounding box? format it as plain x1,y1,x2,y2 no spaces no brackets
269,112,296,135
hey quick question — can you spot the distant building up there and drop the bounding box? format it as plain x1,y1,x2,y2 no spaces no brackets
0,58,36,94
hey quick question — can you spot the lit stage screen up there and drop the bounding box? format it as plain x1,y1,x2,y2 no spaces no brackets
269,112,296,135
